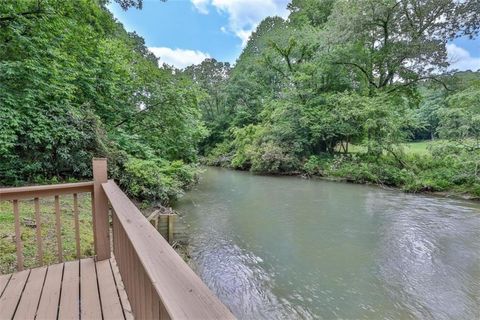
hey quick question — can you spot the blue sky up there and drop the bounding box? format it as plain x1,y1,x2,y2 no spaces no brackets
109,0,480,70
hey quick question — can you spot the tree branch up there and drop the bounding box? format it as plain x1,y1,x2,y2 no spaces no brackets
386,75,453,93
333,61,379,88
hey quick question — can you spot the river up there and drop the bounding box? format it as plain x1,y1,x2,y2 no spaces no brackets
173,167,480,320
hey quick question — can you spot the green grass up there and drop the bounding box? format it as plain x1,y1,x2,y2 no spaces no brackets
345,140,438,155
0,194,94,274
345,144,366,153
402,141,433,155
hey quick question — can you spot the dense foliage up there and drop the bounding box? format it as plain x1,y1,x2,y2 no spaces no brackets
185,0,480,197
2,0,480,202
0,0,203,204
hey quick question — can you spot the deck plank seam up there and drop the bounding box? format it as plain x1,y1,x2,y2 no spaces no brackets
33,265,49,320
93,259,105,320
0,274,12,298
108,259,126,320
55,262,66,320
78,260,82,320
11,269,32,319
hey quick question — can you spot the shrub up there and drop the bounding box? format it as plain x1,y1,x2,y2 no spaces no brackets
302,155,333,176
117,157,198,205
251,142,300,173
203,140,233,167
231,125,261,170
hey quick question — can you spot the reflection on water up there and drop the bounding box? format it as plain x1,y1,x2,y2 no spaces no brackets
174,167,480,319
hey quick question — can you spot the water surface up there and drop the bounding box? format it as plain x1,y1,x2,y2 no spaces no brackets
174,167,480,319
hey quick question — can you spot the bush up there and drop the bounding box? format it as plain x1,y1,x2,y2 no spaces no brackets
117,157,198,205
251,142,300,173
231,125,261,170
302,155,333,176
203,140,233,167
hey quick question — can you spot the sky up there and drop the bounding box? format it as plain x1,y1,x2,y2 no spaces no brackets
108,0,480,70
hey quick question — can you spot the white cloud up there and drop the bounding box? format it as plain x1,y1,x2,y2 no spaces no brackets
148,47,210,69
191,0,210,14
447,43,480,71
191,0,290,46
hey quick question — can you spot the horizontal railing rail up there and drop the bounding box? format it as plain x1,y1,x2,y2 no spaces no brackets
103,180,235,320
1,158,234,319
0,159,110,272
0,181,94,201
0,182,94,271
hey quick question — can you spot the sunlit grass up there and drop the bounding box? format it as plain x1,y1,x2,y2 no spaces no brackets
345,140,438,155
402,141,434,155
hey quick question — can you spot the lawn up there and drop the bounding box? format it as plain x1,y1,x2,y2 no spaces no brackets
0,194,94,274
346,140,437,155
402,141,434,155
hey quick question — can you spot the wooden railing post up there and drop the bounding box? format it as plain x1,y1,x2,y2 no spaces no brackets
93,158,111,261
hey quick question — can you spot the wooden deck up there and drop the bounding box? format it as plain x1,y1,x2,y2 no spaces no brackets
0,159,234,319
0,257,133,320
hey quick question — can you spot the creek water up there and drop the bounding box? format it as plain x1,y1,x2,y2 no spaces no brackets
173,167,480,319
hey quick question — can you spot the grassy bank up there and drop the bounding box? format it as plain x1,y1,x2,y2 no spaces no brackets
0,194,94,274
307,141,480,199
305,155,479,199
347,140,435,155
205,140,480,200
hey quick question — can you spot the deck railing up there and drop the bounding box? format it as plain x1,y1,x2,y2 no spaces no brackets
0,159,109,271
0,158,234,319
104,180,234,319
0,181,94,270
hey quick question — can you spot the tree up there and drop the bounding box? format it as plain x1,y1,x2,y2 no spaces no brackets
438,80,480,149
288,0,335,28
108,0,166,10
184,59,231,122
325,0,480,92
0,0,203,203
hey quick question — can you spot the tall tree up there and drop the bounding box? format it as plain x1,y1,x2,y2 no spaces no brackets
184,59,231,122
325,0,480,92
0,0,203,204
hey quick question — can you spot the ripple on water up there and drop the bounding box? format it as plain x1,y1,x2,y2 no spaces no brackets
175,168,480,319
375,194,480,320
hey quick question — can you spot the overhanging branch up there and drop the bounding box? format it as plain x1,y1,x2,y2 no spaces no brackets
386,76,453,93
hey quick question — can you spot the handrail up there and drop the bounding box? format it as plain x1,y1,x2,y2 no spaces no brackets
103,180,235,320
0,181,96,271
0,181,94,201
0,159,110,272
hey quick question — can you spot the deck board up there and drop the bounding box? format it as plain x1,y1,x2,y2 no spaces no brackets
0,269,30,319
36,262,64,319
111,258,134,320
13,266,47,320
96,259,125,320
58,261,80,319
0,274,11,297
80,258,102,319
0,257,131,320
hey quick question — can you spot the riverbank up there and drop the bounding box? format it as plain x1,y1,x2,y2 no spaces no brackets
311,175,480,201
203,137,480,201
139,203,193,264
202,155,480,202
